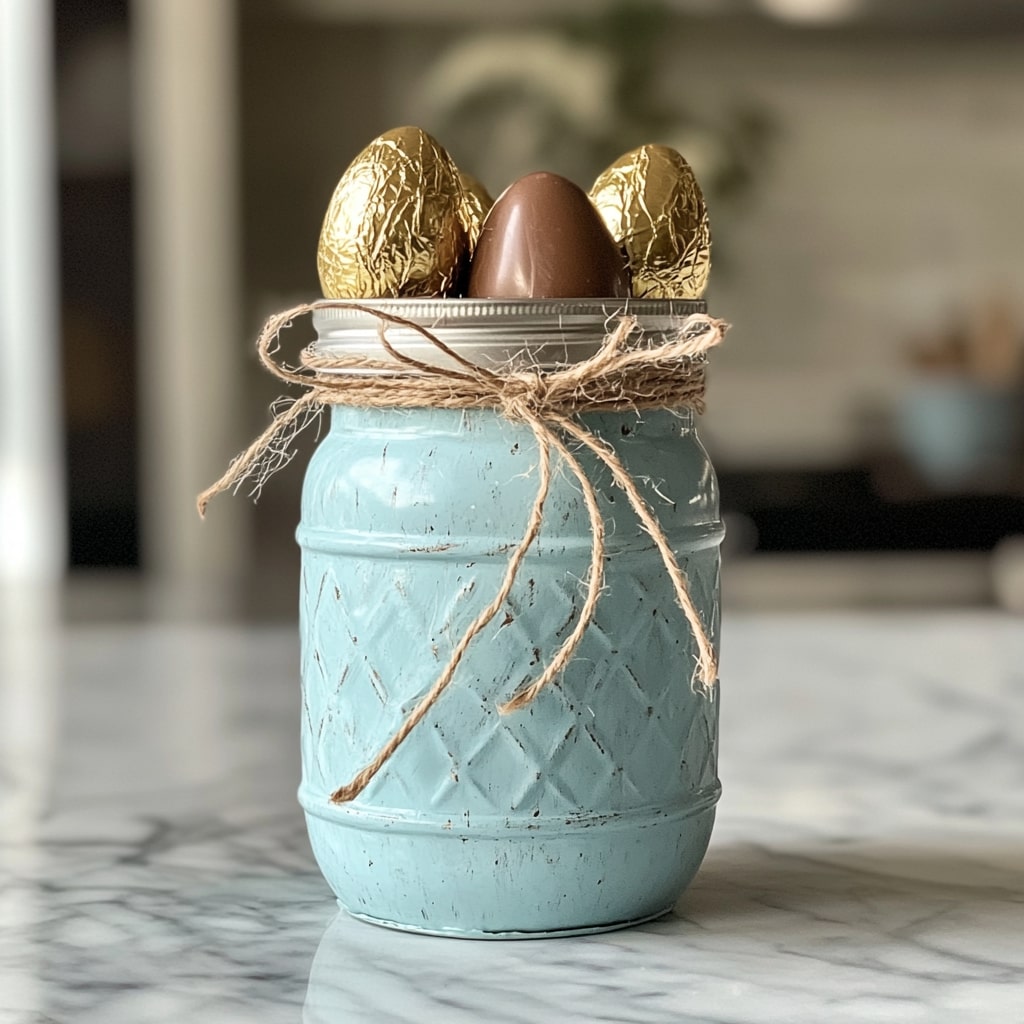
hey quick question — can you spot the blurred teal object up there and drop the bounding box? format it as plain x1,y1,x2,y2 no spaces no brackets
295,301,723,938
897,378,1021,490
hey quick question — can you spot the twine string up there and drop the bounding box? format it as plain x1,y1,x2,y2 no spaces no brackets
197,300,728,803
552,413,718,695
330,420,555,803
496,411,607,717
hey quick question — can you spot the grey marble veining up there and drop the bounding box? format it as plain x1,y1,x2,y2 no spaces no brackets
2,609,1023,1023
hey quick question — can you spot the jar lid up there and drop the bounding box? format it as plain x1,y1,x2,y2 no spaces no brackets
312,297,707,371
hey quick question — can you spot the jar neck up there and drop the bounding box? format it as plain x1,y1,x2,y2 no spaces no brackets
327,405,695,437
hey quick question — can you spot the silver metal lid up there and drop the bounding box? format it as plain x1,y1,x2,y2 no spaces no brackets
312,298,707,371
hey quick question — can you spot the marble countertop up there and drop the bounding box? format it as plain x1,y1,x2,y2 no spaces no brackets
2,608,1022,1023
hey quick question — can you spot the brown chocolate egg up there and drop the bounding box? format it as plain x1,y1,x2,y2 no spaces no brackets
589,144,710,299
317,126,467,298
467,172,630,299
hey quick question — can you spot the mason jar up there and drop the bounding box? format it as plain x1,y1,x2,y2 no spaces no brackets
296,299,723,938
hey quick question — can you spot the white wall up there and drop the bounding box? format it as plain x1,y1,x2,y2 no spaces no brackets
683,28,1024,466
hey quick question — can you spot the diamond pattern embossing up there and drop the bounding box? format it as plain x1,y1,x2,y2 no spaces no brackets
301,544,720,818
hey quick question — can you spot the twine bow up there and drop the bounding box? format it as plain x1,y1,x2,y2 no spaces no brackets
198,300,728,803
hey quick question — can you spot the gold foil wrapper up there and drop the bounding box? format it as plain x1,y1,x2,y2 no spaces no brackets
589,145,710,299
318,126,467,299
457,170,493,252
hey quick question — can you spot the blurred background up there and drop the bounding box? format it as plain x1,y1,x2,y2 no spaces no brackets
3,0,1024,622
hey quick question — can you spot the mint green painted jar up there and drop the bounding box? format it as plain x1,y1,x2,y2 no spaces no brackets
297,299,723,938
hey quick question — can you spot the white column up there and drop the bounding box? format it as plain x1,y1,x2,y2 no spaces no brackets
0,17,60,1018
0,0,65,584
132,0,247,618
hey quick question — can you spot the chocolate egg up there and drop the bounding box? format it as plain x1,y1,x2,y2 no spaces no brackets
457,170,493,252
317,126,466,298
589,145,710,299
467,172,630,299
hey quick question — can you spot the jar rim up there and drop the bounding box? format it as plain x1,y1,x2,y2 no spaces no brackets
312,297,706,322
312,297,709,371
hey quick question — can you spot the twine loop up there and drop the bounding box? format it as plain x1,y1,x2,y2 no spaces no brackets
198,300,728,803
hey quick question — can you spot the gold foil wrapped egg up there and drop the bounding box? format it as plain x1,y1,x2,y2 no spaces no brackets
589,144,711,299
317,126,467,298
457,170,492,252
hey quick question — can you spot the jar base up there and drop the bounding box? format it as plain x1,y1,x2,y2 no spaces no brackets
342,902,676,940
301,790,717,940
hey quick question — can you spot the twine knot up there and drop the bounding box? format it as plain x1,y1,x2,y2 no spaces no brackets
198,300,728,803
499,370,553,420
